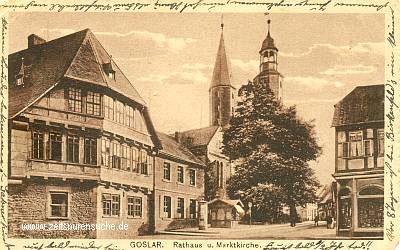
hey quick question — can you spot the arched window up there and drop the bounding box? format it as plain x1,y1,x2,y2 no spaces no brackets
338,187,351,229
358,186,384,228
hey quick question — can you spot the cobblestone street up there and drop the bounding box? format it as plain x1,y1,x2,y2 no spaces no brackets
141,221,342,240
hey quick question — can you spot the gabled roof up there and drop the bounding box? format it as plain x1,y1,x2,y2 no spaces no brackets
178,126,219,148
8,28,146,119
332,84,384,127
210,32,233,89
156,132,205,167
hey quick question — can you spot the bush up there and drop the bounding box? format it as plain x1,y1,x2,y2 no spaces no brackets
167,219,198,230
138,223,150,236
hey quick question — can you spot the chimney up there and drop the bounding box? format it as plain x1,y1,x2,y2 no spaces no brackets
28,34,46,48
174,132,180,143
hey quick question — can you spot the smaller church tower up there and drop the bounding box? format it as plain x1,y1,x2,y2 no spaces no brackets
209,19,236,127
254,17,283,100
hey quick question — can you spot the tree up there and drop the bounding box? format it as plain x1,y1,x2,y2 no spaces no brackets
223,80,321,224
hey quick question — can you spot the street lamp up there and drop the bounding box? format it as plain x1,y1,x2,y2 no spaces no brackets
248,202,253,225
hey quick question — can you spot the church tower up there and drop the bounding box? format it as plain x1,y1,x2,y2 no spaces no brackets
209,20,235,127
254,18,283,100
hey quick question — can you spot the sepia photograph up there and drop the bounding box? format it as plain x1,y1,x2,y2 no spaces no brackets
4,10,389,244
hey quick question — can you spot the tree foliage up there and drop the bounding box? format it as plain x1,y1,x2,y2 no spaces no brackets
223,81,322,222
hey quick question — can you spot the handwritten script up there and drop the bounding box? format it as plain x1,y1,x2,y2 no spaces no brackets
0,0,390,13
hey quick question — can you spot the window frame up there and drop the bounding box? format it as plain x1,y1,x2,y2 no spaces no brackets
177,166,184,184
49,131,62,161
163,162,171,181
102,193,120,217
377,129,384,157
357,186,384,229
32,130,44,160
67,87,83,113
189,168,196,186
189,199,197,219
67,134,80,163
86,91,102,116
127,196,143,218
48,191,69,219
163,196,172,218
177,197,185,219
84,137,97,165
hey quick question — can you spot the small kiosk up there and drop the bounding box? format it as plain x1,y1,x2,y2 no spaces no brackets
208,199,244,228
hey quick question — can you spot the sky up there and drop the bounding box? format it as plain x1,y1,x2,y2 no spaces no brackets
9,12,385,185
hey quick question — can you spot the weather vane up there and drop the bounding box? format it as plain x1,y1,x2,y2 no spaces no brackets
264,12,271,33
221,14,224,30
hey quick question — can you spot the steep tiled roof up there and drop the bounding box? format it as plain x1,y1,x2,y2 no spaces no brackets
332,84,384,127
157,132,205,166
8,28,146,118
178,126,219,147
8,29,88,118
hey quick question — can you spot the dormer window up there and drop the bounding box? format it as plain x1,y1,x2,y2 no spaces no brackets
16,76,24,86
15,57,25,86
103,56,116,80
108,71,115,80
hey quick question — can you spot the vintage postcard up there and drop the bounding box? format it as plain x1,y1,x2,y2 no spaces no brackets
0,0,399,250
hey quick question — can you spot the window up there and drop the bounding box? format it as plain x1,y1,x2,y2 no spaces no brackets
364,139,374,157
101,138,111,167
102,193,120,216
349,131,363,157
189,169,196,186
49,132,62,161
49,192,68,218
32,131,44,159
84,137,97,165
189,199,197,219
126,105,135,128
115,101,124,124
177,197,184,219
177,166,184,183
163,162,171,181
86,91,101,116
121,145,127,170
126,146,132,171
338,188,351,229
140,150,149,175
104,96,114,120
67,135,80,163
112,142,121,169
378,129,384,156
358,186,384,228
132,147,139,173
163,196,172,218
135,110,145,132
127,196,142,218
16,76,24,86
68,87,82,112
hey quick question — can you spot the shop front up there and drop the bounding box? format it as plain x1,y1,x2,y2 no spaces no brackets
335,177,383,237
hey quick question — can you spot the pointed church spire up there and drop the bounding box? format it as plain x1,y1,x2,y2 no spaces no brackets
210,19,231,88
209,18,235,127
